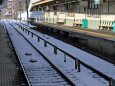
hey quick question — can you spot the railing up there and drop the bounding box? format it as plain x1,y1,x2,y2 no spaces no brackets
19,24,81,71
12,22,115,86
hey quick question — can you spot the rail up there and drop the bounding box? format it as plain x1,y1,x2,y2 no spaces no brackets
8,21,76,86
12,21,115,86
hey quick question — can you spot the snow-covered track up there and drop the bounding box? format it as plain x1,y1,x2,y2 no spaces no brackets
4,21,75,86
12,21,115,86
17,21,115,65
3,21,31,86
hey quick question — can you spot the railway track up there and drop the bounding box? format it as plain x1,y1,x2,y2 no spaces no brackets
4,21,74,86
15,21,115,64
9,20,115,86
3,20,113,86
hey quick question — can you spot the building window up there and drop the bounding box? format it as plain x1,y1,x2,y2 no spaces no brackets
59,6,64,14
88,2,99,9
109,2,115,14
66,4,73,11
66,4,74,17
87,1,100,18
52,6,57,11
52,6,57,16
76,6,80,13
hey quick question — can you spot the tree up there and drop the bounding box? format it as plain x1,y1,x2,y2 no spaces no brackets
0,0,4,5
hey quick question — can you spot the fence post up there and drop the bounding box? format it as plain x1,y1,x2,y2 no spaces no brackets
28,31,29,35
25,29,27,33
23,28,24,31
64,54,66,62
78,60,81,72
21,27,23,30
38,37,40,42
20,26,22,30
109,78,112,86
54,46,57,55
44,40,47,47
75,59,78,69
31,33,33,38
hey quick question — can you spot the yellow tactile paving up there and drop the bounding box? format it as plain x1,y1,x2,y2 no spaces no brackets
40,22,115,39
74,29,115,38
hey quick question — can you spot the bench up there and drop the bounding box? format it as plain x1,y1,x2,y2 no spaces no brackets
57,19,65,25
73,19,83,27
99,21,113,31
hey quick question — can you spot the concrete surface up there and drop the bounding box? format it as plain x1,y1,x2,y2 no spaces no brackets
0,22,26,86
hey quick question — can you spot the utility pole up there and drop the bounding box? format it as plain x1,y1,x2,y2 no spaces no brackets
19,0,22,22
26,0,29,24
20,8,22,22
16,0,18,21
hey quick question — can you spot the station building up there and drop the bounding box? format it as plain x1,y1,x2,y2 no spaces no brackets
31,0,115,30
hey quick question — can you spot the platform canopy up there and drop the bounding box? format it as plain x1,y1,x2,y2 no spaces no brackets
32,0,80,7
33,0,54,6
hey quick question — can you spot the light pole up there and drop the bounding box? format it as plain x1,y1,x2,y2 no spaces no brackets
26,0,29,24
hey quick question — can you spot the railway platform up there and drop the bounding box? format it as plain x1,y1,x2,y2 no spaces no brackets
0,22,27,86
34,22,115,39
4,21,74,86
